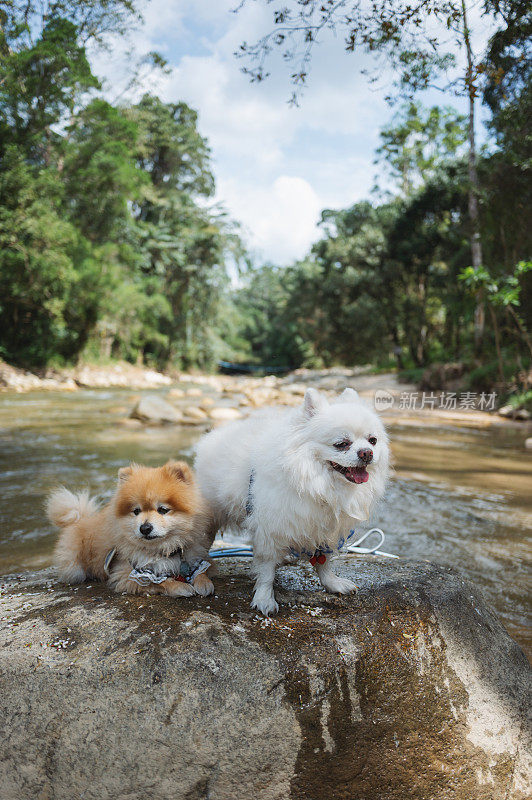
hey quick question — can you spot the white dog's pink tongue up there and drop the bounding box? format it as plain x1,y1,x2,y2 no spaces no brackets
347,467,369,484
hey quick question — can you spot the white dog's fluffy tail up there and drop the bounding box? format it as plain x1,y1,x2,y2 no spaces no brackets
46,488,98,528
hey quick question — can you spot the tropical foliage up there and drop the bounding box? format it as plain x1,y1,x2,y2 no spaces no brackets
0,0,530,397
0,1,239,368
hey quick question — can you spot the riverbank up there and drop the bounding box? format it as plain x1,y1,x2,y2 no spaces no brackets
0,359,173,392
2,358,530,425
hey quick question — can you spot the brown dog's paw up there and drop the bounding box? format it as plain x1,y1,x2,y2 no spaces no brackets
193,572,214,596
162,578,195,598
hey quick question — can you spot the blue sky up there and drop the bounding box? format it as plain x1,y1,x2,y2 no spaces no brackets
92,0,495,265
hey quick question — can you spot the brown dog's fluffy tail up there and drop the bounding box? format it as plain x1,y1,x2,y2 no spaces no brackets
48,488,100,584
46,488,99,528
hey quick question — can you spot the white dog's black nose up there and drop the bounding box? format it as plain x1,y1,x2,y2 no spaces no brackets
140,521,153,537
357,448,373,464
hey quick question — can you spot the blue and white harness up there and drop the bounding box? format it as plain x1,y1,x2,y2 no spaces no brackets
103,547,211,587
128,558,211,587
288,529,359,564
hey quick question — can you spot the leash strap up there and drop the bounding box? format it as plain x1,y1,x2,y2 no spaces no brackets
344,528,398,559
245,470,255,516
103,548,117,576
208,529,398,561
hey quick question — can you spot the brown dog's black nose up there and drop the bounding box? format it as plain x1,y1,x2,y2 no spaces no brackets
140,521,153,537
357,448,373,464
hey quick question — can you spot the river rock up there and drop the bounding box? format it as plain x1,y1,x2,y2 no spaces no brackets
0,559,530,800
75,364,172,389
118,417,143,428
498,405,531,421
0,362,78,392
284,382,308,396
167,387,185,399
209,406,243,421
316,376,344,391
130,395,183,424
41,376,79,392
199,397,215,409
183,405,208,421
525,438,532,450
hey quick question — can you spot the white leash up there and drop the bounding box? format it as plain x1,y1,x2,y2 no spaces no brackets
343,528,398,559
209,528,398,560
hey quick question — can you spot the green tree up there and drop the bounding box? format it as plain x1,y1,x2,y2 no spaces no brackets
235,0,522,349
132,95,215,201
62,99,145,243
127,95,238,369
460,261,532,381
0,148,102,364
375,102,467,196
227,264,308,367
0,17,98,163
0,1,144,160
0,0,246,371
483,0,531,167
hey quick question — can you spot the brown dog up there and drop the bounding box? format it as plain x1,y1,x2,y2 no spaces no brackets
47,461,216,597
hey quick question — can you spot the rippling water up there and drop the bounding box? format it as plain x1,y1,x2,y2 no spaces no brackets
0,388,530,658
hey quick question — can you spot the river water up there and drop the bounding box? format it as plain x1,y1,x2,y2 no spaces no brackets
0,388,530,658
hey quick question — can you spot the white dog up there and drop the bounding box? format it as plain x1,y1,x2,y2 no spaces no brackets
194,387,390,615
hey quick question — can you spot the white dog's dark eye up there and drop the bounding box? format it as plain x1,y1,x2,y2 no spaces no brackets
368,436,377,446
132,507,141,516
157,506,170,515
334,440,352,450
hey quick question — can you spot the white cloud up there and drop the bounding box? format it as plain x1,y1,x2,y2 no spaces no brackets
219,175,322,263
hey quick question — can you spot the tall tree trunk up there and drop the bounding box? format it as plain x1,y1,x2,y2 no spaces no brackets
454,320,461,360
461,0,485,351
487,305,504,383
391,327,404,369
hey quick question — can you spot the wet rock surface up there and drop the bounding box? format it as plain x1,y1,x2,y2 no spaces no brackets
0,559,530,800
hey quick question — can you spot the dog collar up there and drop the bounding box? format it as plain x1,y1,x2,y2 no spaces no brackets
103,546,183,577
289,529,358,563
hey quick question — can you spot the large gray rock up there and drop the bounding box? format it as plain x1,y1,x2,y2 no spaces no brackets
0,559,530,800
130,395,183,424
